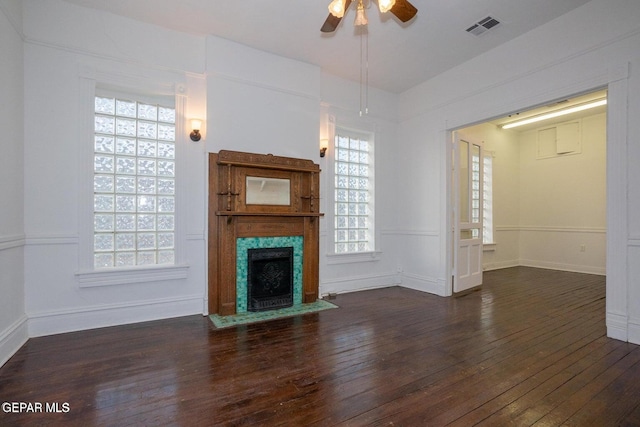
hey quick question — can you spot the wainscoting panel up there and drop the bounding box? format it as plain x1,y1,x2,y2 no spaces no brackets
27,294,203,338
401,272,447,296
320,272,398,296
519,226,606,275
486,226,606,275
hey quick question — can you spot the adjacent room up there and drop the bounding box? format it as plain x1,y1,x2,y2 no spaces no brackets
2,0,640,424
457,90,607,277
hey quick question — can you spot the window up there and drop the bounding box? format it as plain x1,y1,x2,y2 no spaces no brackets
93,95,176,269
469,149,494,245
334,130,374,253
483,154,494,244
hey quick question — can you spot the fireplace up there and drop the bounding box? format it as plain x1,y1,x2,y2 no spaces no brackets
208,151,322,316
247,247,294,311
236,236,304,313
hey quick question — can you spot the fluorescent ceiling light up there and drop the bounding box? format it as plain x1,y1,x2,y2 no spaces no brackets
501,99,607,130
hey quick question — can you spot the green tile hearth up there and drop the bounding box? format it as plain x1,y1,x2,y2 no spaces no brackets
209,300,338,329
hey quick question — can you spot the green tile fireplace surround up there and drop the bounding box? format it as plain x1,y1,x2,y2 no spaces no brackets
236,236,304,313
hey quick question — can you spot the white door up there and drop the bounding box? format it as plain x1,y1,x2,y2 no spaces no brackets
453,132,483,293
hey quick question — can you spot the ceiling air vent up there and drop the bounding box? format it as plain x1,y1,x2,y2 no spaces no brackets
466,16,501,36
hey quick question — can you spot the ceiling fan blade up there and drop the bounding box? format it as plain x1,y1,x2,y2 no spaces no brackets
321,13,342,32
390,0,417,22
321,0,353,32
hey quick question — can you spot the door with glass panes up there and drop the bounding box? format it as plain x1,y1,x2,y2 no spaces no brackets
453,132,483,293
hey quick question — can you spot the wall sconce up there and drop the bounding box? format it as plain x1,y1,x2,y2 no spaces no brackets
320,139,329,157
190,119,202,142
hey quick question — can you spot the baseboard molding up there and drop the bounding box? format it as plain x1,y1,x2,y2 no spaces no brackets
320,272,398,296
607,311,629,342
627,317,640,345
28,295,204,337
0,315,29,368
400,273,447,296
483,260,520,271
518,259,605,276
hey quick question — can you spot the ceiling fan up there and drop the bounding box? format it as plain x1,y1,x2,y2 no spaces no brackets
321,0,418,33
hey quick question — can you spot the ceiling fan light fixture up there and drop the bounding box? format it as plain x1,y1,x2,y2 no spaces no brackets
354,0,368,26
378,0,396,13
328,0,346,18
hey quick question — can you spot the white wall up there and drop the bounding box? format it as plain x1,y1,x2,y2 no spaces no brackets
12,0,402,344
0,0,27,367
319,73,400,295
393,112,444,294
4,0,640,372
397,0,640,343
462,113,607,275
22,0,208,337
518,113,606,274
205,37,401,297
206,36,321,160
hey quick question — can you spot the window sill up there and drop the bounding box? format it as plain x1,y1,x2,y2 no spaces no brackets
483,243,497,252
76,264,189,288
326,251,381,265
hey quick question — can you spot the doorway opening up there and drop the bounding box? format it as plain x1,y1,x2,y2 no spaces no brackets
449,89,607,294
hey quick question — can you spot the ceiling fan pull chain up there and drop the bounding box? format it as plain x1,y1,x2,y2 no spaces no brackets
365,29,369,115
360,30,364,116
359,29,369,117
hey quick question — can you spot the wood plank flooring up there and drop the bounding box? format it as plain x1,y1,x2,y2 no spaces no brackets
1,267,639,426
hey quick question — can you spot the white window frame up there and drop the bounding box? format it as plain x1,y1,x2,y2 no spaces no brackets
328,126,377,262
76,70,188,287
92,92,177,269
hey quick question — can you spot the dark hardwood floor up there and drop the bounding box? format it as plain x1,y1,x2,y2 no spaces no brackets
2,267,639,426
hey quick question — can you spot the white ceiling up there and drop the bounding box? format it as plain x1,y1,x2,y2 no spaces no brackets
60,0,592,94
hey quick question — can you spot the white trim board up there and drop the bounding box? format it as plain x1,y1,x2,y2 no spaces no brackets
27,295,203,337
0,315,28,368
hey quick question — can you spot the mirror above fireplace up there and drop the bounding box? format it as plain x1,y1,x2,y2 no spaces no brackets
245,176,290,206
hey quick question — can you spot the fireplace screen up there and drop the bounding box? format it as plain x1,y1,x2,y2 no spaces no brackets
247,247,294,312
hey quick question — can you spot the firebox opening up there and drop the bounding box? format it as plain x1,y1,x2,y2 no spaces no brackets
247,247,294,312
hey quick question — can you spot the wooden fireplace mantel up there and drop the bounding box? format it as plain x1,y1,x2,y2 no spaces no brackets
208,150,323,315
215,212,324,217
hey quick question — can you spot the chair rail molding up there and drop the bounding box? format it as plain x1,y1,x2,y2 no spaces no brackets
0,234,26,251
